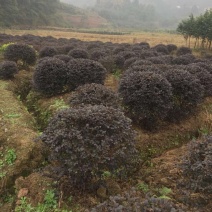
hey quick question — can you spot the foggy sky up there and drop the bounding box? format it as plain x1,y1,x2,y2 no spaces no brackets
61,0,212,9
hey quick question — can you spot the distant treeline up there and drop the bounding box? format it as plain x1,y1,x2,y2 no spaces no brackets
0,0,76,27
74,29,130,35
177,9,212,49
94,0,157,30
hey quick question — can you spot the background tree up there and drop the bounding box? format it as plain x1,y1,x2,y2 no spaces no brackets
177,9,212,49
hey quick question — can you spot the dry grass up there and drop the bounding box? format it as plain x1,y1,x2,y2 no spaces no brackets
0,29,193,47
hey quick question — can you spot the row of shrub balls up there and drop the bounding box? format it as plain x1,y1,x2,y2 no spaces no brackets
0,38,211,129
0,36,211,199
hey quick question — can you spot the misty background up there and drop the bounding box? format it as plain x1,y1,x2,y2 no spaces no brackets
61,0,212,29
0,0,211,30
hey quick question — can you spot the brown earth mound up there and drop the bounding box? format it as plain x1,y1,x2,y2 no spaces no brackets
0,80,47,197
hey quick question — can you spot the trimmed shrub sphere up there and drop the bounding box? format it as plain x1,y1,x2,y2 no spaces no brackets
0,61,18,79
69,83,120,108
4,43,36,66
41,105,139,188
68,48,89,59
66,59,107,91
119,71,173,129
176,46,192,56
33,58,67,96
161,69,204,121
181,136,212,194
54,54,72,63
39,46,58,58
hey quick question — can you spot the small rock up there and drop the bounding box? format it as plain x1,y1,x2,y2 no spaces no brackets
160,178,168,185
169,168,179,174
97,185,107,199
190,193,201,200
145,176,153,184
17,188,29,199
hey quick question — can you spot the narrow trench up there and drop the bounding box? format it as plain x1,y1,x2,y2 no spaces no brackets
11,71,52,131
0,73,50,209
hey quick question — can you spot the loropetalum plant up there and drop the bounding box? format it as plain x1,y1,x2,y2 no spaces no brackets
90,49,106,61
54,54,72,63
68,48,89,59
66,59,107,91
39,46,58,58
194,62,212,75
123,57,139,69
119,71,173,130
167,44,177,53
172,54,196,65
90,188,184,212
126,64,160,75
41,105,139,189
181,136,212,194
176,46,192,56
33,58,67,96
161,69,204,122
131,59,153,66
0,61,18,79
4,43,37,66
184,65,212,97
69,83,121,108
153,44,169,55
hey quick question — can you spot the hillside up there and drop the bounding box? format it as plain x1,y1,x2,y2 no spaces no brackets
0,0,108,29
61,0,212,29
60,0,96,8
58,2,109,28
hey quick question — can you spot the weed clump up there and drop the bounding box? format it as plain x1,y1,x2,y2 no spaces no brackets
0,61,18,79
41,105,139,189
